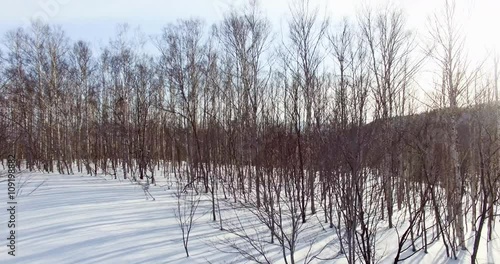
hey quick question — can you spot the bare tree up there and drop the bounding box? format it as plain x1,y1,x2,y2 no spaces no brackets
359,6,419,229
428,0,476,253
174,176,201,257
284,0,328,222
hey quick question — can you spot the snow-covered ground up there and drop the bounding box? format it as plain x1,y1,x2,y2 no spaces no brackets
0,172,223,263
0,170,499,263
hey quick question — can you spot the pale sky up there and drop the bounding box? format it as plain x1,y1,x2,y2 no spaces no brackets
1,0,499,106
1,0,499,55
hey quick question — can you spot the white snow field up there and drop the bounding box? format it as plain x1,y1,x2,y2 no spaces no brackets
0,170,499,264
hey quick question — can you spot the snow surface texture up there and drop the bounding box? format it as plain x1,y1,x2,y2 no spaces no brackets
0,170,499,264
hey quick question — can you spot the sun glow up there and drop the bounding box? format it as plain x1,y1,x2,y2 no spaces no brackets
465,0,500,59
